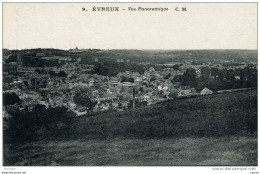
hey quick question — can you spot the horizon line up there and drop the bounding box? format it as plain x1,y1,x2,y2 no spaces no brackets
3,48,258,51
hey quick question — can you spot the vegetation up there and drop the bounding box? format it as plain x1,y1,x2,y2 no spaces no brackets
3,93,22,106
4,89,257,144
4,105,76,143
73,89,97,113
91,62,145,76
22,56,61,67
57,71,67,77
121,76,135,83
4,136,257,166
63,89,257,140
173,66,257,92
5,49,256,64
3,48,257,166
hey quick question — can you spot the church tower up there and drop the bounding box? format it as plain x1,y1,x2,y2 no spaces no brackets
17,54,22,72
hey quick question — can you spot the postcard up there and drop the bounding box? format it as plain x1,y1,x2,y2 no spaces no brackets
1,2,258,173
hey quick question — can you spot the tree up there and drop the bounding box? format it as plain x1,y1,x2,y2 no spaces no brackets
172,64,180,71
121,76,128,82
173,75,183,82
129,77,135,83
181,68,197,87
34,68,41,74
184,68,197,79
57,71,67,77
3,93,22,106
74,90,97,113
4,105,76,143
93,63,109,76
201,67,210,79
164,73,171,79
211,68,221,78
49,70,56,76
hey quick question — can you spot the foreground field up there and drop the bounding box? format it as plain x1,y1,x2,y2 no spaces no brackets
4,136,257,166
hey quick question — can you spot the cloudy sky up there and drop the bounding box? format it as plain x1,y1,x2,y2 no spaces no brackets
3,3,257,50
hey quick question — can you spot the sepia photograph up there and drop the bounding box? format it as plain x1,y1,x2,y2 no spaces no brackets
1,2,258,170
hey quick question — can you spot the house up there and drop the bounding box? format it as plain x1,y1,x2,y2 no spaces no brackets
134,77,142,85
200,87,213,95
191,88,197,94
99,102,110,111
111,101,119,108
74,110,88,116
144,87,153,93
149,67,155,72
77,58,82,62
178,86,197,97
109,88,118,94
234,76,240,80
178,89,190,97
178,86,191,97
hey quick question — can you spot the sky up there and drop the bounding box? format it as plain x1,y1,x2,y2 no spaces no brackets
3,3,257,50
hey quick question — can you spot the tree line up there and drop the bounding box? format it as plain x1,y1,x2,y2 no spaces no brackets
172,65,257,91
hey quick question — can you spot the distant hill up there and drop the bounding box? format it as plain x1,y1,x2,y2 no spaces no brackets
3,49,257,65
79,49,258,64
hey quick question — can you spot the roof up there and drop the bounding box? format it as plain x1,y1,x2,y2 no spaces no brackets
122,82,135,87
201,87,213,94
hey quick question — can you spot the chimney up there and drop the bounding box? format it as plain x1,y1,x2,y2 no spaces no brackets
133,88,135,109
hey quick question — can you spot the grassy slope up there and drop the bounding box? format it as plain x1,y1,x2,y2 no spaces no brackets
4,89,258,166
50,89,257,140
4,136,257,166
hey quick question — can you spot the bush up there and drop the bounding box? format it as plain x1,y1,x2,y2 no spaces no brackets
4,105,76,144
3,93,22,106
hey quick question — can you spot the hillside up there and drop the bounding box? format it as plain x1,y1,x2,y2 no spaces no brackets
4,89,257,142
4,89,257,165
49,89,257,140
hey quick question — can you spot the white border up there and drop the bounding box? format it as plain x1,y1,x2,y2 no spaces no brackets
0,1,259,174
